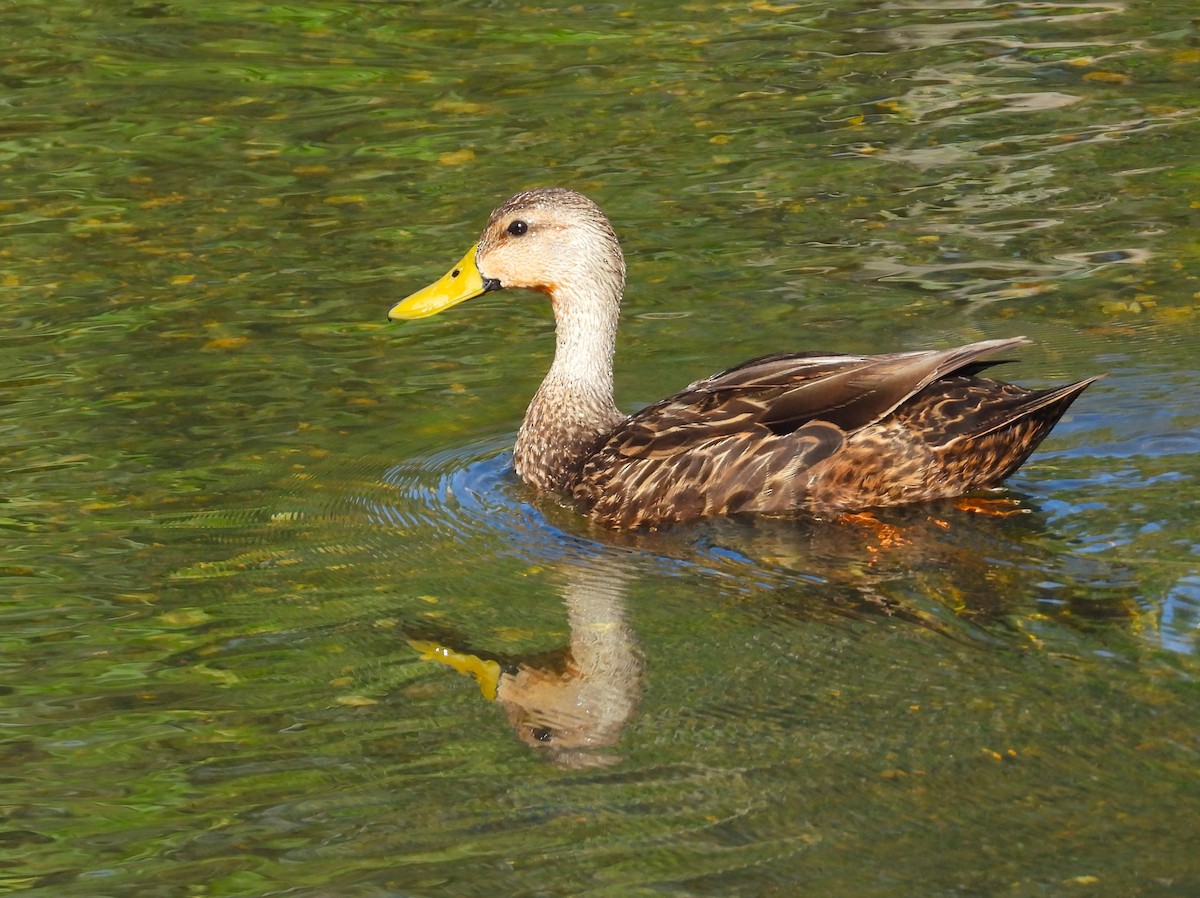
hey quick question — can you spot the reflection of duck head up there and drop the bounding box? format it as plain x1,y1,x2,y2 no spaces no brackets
408,563,642,766
498,660,629,756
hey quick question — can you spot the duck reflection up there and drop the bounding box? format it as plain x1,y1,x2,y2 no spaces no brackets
407,561,642,767
403,493,1139,765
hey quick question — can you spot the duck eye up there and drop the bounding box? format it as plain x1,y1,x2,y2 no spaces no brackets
507,220,528,237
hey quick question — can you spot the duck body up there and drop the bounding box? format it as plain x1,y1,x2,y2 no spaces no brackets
390,188,1095,530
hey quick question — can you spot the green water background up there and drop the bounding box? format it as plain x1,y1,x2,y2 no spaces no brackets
3,2,1199,896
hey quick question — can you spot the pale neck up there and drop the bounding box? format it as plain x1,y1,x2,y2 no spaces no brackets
545,283,620,402
514,278,625,492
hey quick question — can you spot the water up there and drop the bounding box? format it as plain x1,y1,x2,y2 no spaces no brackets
3,1,1199,895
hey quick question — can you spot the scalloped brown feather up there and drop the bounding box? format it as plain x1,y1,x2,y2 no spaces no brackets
573,338,1096,528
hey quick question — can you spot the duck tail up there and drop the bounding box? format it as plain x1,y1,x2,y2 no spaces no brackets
963,375,1100,483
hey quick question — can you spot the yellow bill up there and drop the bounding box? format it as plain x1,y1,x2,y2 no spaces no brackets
388,243,488,320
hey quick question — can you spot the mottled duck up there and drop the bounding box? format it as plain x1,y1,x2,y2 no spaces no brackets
388,188,1095,529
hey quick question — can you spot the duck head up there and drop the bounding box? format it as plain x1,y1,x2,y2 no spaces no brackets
388,187,626,320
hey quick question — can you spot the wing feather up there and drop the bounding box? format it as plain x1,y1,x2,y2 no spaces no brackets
571,337,1058,526
610,337,1030,454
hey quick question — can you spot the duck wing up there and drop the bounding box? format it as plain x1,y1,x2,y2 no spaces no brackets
573,338,1038,527
701,337,1032,435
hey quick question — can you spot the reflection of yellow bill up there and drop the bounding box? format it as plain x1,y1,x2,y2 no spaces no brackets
388,244,486,320
407,638,500,701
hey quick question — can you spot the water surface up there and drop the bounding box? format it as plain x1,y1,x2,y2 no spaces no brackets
3,1,1199,896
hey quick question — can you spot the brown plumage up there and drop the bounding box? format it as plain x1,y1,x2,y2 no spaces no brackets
389,188,1096,529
